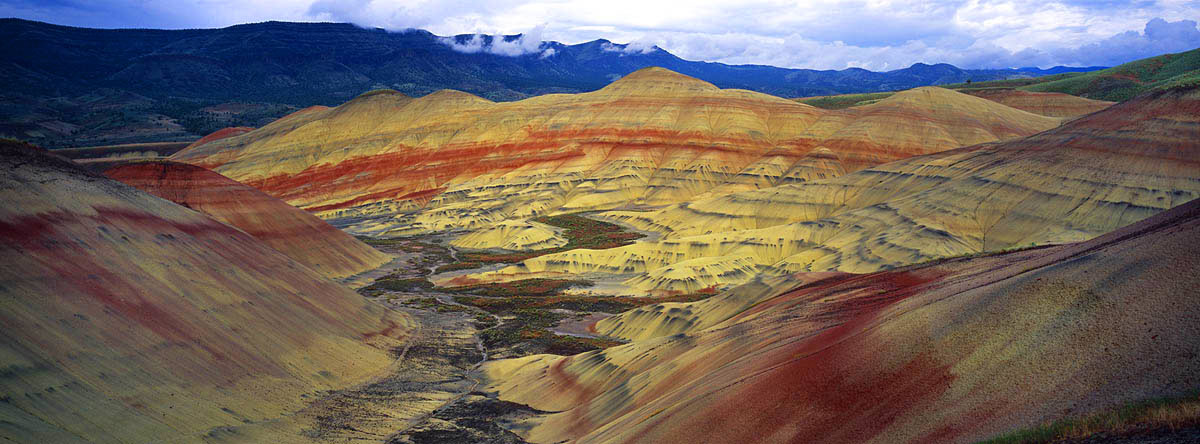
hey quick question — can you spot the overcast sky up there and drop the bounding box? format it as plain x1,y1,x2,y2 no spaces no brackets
3,0,1198,70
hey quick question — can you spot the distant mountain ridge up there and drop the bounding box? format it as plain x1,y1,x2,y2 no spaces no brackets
1,18,1101,101
0,18,1105,147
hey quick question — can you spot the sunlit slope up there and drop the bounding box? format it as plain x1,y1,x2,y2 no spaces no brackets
103,160,390,279
0,142,413,443
173,68,1059,236
1022,47,1200,101
961,89,1113,118
484,196,1200,444
450,219,568,251
479,84,1200,291
810,86,1060,171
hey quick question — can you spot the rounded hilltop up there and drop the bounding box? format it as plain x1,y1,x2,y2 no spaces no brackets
333,88,414,113
353,88,410,100
598,66,721,96
417,88,494,107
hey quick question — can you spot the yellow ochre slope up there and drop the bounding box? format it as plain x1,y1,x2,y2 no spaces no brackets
172,68,1060,242
466,84,1200,292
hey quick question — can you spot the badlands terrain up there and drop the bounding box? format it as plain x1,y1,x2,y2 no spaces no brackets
2,46,1200,444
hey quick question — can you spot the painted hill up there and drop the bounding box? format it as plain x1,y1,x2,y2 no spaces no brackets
0,141,412,442
101,160,390,279
467,83,1200,292
960,89,1114,118
807,86,1063,170
483,194,1200,444
799,85,1115,119
172,68,1060,243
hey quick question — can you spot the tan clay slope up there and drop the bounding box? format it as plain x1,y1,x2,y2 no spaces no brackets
172,68,1059,238
102,160,390,279
481,84,1200,292
595,273,840,342
0,142,413,443
484,196,1200,444
450,219,568,251
812,86,1061,170
186,126,254,150
964,88,1114,118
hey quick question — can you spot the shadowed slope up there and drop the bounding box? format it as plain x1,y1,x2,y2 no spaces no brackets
962,89,1113,118
0,141,412,443
484,196,1200,444
186,126,254,150
594,272,843,341
102,160,390,279
172,68,1059,237
476,84,1200,292
796,86,1113,119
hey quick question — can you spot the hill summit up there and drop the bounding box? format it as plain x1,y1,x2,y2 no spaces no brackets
600,67,721,96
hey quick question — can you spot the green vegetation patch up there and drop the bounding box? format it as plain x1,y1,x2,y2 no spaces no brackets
441,278,595,298
451,289,717,316
52,142,194,160
356,237,456,275
797,48,1200,107
357,237,451,255
434,213,644,273
472,312,498,330
795,92,896,109
795,72,1092,110
447,281,717,356
477,308,625,356
1021,47,1200,101
398,297,473,314
979,392,1200,444
358,276,435,297
536,213,645,250
433,261,487,273
938,72,1086,91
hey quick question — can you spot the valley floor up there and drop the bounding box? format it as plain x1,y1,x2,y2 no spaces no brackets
287,234,636,443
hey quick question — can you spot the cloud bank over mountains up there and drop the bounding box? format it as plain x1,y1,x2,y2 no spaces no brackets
1,0,1197,70
439,24,558,58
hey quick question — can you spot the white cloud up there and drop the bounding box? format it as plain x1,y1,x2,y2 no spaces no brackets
601,41,659,55
440,34,487,54
299,0,1198,69
438,24,553,57
1061,17,1200,65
